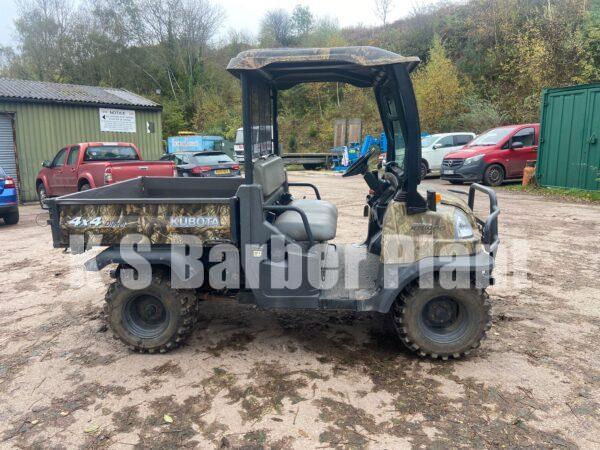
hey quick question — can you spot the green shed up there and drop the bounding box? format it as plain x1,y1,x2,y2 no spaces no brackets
0,78,163,202
537,83,600,191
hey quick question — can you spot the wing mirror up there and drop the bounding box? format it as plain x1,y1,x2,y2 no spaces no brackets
432,143,442,149
511,141,524,150
42,160,52,168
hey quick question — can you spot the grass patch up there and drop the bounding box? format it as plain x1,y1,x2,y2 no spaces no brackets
500,184,600,203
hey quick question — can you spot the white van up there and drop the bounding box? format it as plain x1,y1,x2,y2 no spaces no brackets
234,126,273,163
421,132,475,178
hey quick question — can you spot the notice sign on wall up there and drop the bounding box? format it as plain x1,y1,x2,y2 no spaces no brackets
99,108,136,133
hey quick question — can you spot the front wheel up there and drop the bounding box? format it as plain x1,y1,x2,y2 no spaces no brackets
37,184,48,210
105,269,198,353
390,282,491,359
483,164,505,186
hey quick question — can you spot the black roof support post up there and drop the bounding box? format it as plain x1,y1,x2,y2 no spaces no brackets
393,64,427,214
241,72,254,184
271,87,280,156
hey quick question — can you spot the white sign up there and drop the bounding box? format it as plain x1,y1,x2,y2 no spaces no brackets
99,108,136,133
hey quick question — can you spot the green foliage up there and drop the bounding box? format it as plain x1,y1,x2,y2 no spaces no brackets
3,0,598,148
412,36,465,133
501,184,600,203
457,96,508,133
162,100,187,137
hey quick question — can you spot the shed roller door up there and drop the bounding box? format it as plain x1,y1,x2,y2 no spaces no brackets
0,114,17,183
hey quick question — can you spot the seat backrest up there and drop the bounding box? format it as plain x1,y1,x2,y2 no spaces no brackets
253,155,286,202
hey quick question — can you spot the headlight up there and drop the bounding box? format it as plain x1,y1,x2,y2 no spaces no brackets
454,210,474,239
464,154,484,166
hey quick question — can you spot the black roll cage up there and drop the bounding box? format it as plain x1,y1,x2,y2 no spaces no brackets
233,49,427,213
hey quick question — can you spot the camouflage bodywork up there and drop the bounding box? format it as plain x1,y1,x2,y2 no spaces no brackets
381,192,481,264
227,47,420,72
57,202,232,247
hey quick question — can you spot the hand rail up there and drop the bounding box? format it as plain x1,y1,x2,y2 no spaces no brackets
287,182,321,199
263,204,315,246
468,183,500,256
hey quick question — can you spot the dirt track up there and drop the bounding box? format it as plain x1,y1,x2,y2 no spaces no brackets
0,173,599,449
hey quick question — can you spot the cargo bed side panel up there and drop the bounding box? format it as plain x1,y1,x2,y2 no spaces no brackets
57,202,232,246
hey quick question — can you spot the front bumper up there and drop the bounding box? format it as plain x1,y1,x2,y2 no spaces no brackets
440,158,486,182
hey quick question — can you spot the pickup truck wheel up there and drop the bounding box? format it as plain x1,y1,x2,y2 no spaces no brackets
37,184,49,210
104,270,198,353
390,282,491,360
483,164,505,186
79,183,91,191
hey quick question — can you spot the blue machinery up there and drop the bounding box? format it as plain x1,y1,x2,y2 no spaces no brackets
331,132,388,172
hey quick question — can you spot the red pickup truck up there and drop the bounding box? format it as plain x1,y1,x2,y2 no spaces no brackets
36,142,175,207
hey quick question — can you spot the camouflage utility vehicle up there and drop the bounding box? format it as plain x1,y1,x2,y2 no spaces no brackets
48,47,500,359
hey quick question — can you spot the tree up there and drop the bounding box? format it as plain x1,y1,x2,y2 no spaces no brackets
291,5,314,37
259,9,294,46
14,0,76,81
412,36,465,132
374,0,393,26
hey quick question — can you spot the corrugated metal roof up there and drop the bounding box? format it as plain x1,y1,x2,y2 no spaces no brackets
0,78,161,110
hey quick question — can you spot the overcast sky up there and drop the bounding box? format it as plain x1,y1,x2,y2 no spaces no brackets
0,0,427,48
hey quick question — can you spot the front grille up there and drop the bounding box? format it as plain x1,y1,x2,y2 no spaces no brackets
442,158,464,169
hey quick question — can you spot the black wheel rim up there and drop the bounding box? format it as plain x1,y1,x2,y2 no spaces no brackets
421,164,427,180
419,296,469,344
488,167,502,184
123,294,170,339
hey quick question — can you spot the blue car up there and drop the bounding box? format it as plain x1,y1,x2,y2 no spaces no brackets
0,166,19,225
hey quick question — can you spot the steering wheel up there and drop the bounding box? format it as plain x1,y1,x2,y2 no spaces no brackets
342,148,376,177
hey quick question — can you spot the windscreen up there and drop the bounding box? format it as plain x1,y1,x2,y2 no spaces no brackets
193,153,234,164
469,127,514,146
421,135,439,148
247,76,274,159
84,146,139,161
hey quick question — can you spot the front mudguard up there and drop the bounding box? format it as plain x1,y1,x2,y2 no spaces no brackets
364,252,495,313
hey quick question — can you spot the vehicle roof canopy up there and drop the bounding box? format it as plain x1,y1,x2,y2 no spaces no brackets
226,46,420,89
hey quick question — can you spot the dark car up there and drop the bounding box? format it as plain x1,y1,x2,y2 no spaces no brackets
161,152,241,177
0,166,19,225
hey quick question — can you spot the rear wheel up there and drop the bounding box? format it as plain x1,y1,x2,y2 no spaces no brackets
3,210,19,225
483,164,505,186
79,183,91,191
37,184,48,209
390,282,491,359
420,161,428,180
105,269,198,353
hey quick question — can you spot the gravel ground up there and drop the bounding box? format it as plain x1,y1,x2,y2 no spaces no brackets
0,173,598,449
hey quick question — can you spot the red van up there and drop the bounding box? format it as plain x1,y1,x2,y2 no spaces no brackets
441,123,539,186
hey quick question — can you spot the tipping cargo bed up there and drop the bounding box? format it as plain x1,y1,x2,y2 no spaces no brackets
48,176,243,249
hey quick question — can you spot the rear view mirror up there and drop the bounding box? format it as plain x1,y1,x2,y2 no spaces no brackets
511,141,524,150
42,160,51,168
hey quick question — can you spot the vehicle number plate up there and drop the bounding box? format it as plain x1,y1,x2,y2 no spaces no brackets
215,169,230,175
444,169,454,175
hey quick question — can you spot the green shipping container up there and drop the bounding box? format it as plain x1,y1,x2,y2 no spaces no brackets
537,83,600,191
